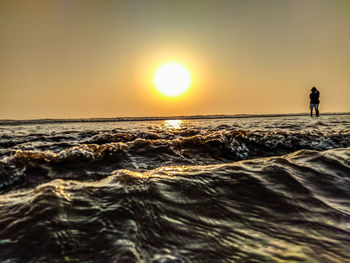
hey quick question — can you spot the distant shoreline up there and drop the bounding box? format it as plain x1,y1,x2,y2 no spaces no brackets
0,112,349,126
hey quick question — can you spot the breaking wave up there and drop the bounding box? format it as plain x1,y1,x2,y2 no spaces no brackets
0,127,349,193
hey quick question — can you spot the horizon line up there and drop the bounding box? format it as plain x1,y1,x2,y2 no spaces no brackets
0,112,349,126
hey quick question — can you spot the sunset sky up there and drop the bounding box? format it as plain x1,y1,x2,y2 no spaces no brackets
1,0,349,119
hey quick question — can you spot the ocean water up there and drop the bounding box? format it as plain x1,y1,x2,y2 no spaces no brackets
0,114,349,262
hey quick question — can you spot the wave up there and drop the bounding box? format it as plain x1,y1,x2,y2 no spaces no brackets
0,128,349,193
0,147,349,262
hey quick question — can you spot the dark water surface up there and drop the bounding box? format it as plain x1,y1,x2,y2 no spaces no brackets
0,115,349,262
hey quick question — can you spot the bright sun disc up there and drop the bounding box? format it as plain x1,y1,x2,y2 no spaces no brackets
153,62,191,97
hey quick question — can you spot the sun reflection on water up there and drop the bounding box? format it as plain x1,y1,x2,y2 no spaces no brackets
164,120,183,130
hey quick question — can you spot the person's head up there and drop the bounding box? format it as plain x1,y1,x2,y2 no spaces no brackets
311,87,317,92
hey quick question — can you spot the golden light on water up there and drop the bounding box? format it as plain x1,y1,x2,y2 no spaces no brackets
153,62,192,97
164,120,183,130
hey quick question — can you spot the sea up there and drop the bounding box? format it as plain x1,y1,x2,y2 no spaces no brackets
0,114,349,263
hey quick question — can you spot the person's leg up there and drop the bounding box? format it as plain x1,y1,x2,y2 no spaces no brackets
315,104,319,117
310,104,313,117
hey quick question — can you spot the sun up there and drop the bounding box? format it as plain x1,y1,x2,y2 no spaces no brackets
153,62,192,97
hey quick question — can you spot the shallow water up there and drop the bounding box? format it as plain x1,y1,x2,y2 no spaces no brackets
0,114,349,262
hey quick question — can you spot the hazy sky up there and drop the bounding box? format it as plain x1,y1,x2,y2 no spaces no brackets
1,0,349,119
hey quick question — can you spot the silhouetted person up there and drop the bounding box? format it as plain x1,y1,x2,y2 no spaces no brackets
310,87,320,117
